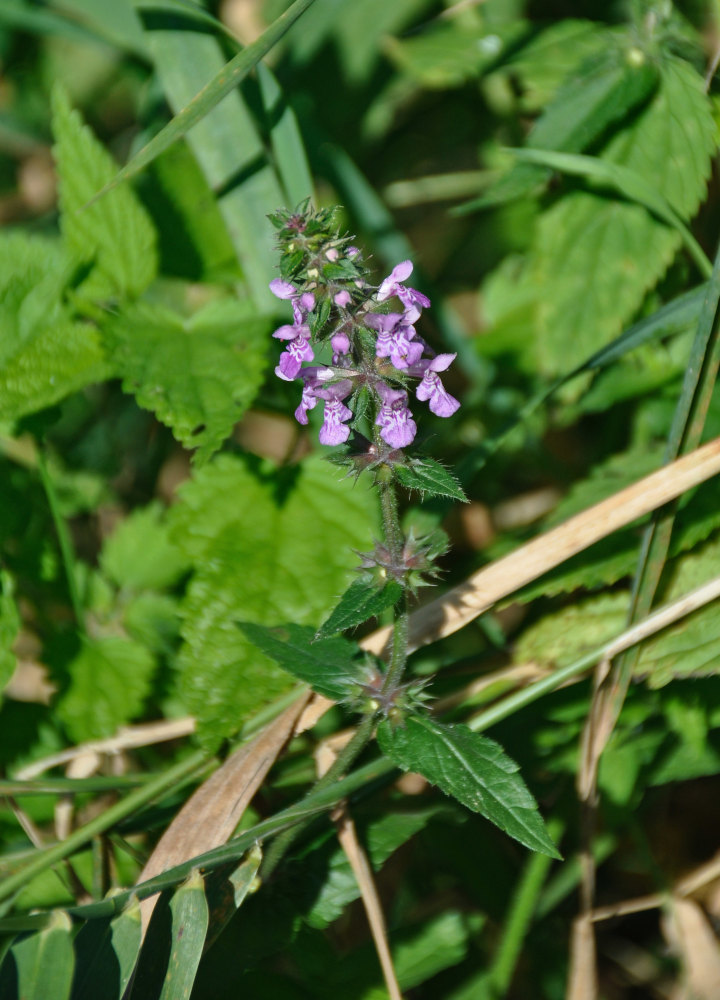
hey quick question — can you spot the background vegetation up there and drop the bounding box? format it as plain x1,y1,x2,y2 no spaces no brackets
2,0,720,997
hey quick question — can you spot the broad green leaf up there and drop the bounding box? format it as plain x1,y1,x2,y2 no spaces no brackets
315,578,402,640
102,299,269,464
237,623,361,700
391,911,469,992
528,56,715,374
51,85,157,302
56,636,156,742
135,0,285,308
465,44,658,211
386,17,527,89
514,592,628,670
159,871,208,1000
71,897,142,1000
0,232,108,422
124,593,181,656
100,502,189,592
0,571,20,700
12,911,74,1000
169,454,377,748
305,806,442,928
497,19,610,111
636,534,720,687
395,457,468,502
377,716,560,857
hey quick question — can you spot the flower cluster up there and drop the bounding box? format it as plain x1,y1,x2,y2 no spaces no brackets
269,240,459,451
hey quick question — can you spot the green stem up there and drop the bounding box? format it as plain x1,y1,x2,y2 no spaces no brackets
381,593,409,695
37,447,86,636
378,477,403,557
260,712,376,881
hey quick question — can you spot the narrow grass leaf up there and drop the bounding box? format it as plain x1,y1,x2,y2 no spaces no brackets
257,62,314,207
12,911,74,1000
377,716,560,857
96,0,318,198
159,871,209,1000
204,845,262,951
70,897,141,1000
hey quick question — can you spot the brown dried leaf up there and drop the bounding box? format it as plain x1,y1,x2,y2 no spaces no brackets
662,897,720,1000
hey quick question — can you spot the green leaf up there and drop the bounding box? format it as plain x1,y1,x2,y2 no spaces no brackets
70,897,142,1000
169,454,377,749
395,457,468,502
315,579,402,640
56,636,156,742
11,911,74,1000
256,62,314,208
159,871,209,1000
136,0,286,308
464,43,659,211
0,232,108,422
51,85,157,302
0,571,20,701
102,299,269,464
514,592,628,670
377,716,560,857
636,533,720,687
96,0,319,202
237,623,361,701
100,502,189,592
305,806,442,928
205,845,262,952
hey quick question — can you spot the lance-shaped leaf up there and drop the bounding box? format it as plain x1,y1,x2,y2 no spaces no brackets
10,911,74,1000
377,716,560,858
71,896,141,1000
315,579,403,640
237,623,362,701
160,870,209,1000
395,458,468,502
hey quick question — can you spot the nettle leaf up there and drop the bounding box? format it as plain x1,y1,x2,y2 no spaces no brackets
169,454,377,749
51,85,157,302
0,571,20,700
485,55,715,377
237,623,361,700
475,44,658,210
56,636,156,742
377,716,560,857
395,457,468,502
315,578,402,640
0,233,108,422
100,501,190,592
636,533,720,687
514,592,628,670
103,299,269,464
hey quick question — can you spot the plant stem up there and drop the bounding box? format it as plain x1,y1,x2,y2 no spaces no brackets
260,712,376,881
37,446,86,636
378,477,403,557
382,593,409,695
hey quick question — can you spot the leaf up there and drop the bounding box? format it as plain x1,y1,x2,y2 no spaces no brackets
514,592,628,670
159,871,209,1000
56,636,156,742
0,232,108,422
528,56,715,374
395,457,468,502
169,454,377,749
315,579,402,640
256,63,314,208
0,572,20,701
385,17,527,89
463,43,659,211
71,898,142,1000
51,85,157,302
11,911,74,1000
100,502,190,592
136,0,285,308
377,716,560,857
238,623,361,700
102,299,269,464
305,806,442,929
95,0,319,201
636,533,720,687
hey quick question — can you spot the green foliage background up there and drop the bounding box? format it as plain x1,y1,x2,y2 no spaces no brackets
2,1,720,997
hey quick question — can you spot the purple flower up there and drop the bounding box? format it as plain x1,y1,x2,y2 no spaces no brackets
316,379,354,445
366,312,424,370
331,330,351,360
269,278,297,300
375,382,417,449
275,335,314,381
334,290,352,308
414,354,460,417
377,261,431,314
